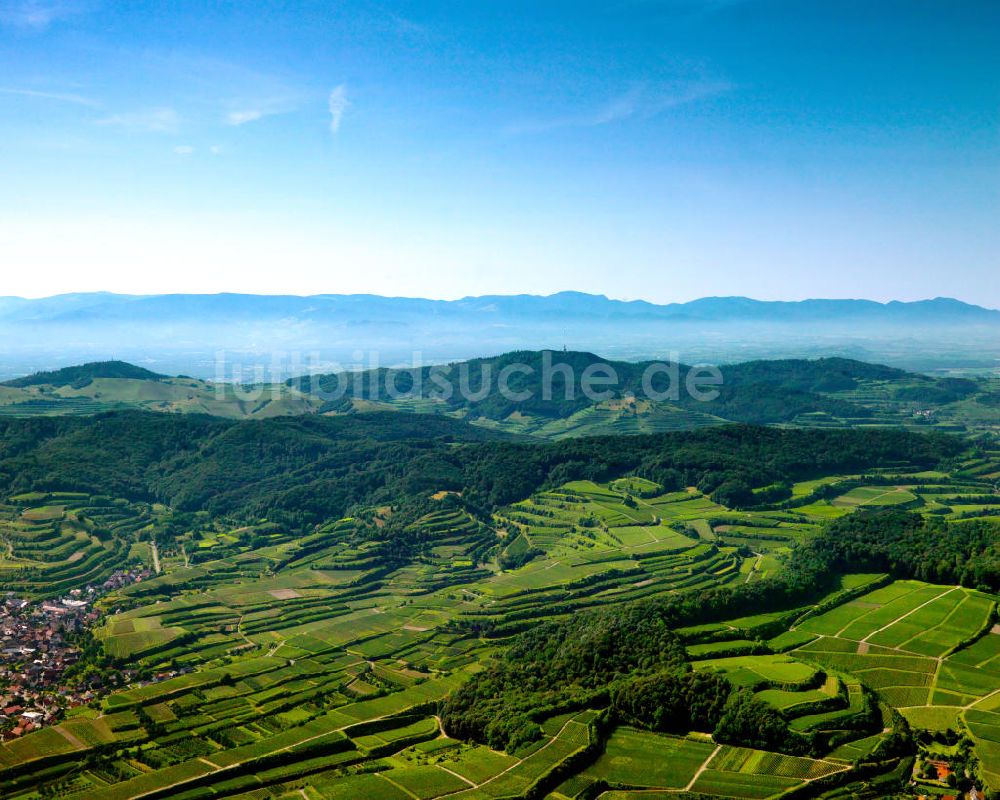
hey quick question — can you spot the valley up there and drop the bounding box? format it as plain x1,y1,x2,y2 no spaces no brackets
0,417,995,799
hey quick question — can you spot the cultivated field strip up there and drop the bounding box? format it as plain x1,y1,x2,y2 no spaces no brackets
1,456,998,799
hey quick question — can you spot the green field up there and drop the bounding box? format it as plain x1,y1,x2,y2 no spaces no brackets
584,728,715,788
1,450,998,800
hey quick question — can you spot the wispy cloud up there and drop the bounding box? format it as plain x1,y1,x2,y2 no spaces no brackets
173,145,194,155
226,109,263,126
224,97,299,126
95,107,179,133
505,80,731,136
328,84,348,134
646,79,732,114
386,12,428,37
132,51,307,129
0,86,99,107
0,0,86,30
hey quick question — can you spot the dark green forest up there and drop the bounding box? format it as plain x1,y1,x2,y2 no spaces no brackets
0,411,960,528
297,352,907,424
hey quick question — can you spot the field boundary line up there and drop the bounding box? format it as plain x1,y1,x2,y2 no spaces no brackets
53,725,86,749
685,743,721,791
799,633,938,659
590,496,646,525
832,584,924,637
434,715,580,798
436,764,476,787
966,686,1000,710
379,772,421,800
860,586,960,644
127,704,429,799
896,590,969,652
151,540,161,574
864,487,908,506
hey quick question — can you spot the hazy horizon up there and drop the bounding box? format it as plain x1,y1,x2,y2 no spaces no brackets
1,289,999,312
1,292,998,381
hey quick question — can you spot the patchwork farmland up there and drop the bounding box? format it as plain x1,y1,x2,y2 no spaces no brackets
0,450,997,799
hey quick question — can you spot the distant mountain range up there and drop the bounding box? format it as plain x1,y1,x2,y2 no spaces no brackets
0,292,998,378
1,291,998,324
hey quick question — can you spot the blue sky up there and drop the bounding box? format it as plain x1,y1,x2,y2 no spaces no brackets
1,0,997,305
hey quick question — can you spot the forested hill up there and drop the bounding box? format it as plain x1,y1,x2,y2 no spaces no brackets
294,349,999,433
1,360,165,388
301,351,910,410
296,351,924,426
2,353,994,437
0,410,962,525
720,356,912,390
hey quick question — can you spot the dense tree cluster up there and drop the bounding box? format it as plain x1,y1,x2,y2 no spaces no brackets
710,479,755,508
459,425,959,511
893,377,980,405
610,670,732,733
713,690,811,755
811,509,1000,591
0,411,492,523
0,413,960,532
440,603,688,751
719,357,912,392
610,671,813,754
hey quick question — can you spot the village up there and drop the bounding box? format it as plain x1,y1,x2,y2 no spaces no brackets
0,567,153,741
912,745,987,800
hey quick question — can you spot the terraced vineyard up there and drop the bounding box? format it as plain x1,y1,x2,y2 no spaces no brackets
470,398,729,440
0,493,161,596
785,580,1000,788
0,448,997,800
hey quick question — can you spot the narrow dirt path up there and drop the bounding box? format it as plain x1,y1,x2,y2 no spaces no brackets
53,726,86,749
380,773,420,800
435,764,476,787
860,586,961,643
685,744,721,791
151,540,161,574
